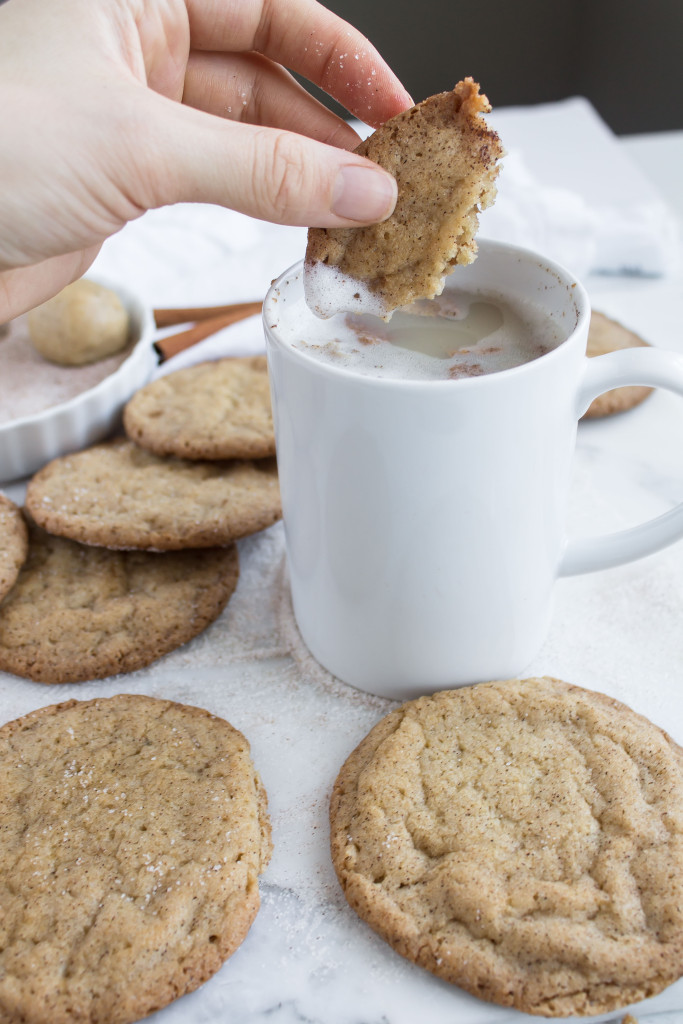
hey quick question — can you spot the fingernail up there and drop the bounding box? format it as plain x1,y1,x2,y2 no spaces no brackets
332,165,397,222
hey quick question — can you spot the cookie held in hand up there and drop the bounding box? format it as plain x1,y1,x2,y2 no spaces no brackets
25,438,281,550
330,677,683,1017
305,78,504,318
0,694,271,1024
0,521,239,683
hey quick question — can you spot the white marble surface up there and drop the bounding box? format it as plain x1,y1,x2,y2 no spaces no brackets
2,102,683,1024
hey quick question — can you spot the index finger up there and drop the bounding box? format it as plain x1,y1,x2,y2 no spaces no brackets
184,0,413,127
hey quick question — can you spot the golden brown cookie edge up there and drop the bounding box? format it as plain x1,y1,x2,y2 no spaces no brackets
0,693,271,1024
329,677,683,1016
0,526,240,684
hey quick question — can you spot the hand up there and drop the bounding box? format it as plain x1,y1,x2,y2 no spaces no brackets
0,0,412,320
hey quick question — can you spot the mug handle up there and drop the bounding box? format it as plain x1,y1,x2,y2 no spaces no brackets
560,346,683,577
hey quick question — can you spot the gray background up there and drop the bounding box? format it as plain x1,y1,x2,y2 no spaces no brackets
302,0,683,135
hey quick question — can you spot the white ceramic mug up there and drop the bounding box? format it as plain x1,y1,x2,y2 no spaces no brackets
264,240,683,699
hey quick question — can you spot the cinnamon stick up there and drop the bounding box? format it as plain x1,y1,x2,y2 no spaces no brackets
153,300,262,328
154,306,260,362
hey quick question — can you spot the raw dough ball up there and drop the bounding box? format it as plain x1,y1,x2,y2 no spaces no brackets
27,279,130,366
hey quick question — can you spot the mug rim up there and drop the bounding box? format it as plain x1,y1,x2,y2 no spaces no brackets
263,239,591,390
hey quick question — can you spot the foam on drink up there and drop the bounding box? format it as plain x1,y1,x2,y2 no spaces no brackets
277,281,562,381
303,261,391,320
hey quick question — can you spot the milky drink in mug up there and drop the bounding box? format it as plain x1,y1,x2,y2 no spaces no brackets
264,240,683,699
278,284,562,381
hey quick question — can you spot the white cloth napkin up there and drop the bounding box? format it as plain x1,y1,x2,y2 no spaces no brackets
483,97,680,278
351,95,679,280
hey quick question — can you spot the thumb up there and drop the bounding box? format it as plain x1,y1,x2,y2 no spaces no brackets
0,246,102,322
131,92,397,228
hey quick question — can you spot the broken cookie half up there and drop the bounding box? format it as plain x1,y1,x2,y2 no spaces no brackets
305,78,504,319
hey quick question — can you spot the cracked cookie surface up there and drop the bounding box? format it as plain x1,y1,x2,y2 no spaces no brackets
0,694,271,1024
0,496,27,602
330,677,683,1016
25,438,281,550
0,523,239,683
123,356,275,461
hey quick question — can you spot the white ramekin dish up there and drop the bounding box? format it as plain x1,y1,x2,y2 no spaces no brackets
0,279,157,484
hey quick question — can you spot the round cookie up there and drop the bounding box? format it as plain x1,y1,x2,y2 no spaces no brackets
124,356,275,460
0,522,239,683
584,311,653,418
330,677,683,1017
0,694,271,1024
25,438,281,551
0,496,28,601
27,279,130,366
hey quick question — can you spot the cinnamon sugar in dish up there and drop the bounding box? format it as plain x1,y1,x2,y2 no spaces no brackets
0,315,134,424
